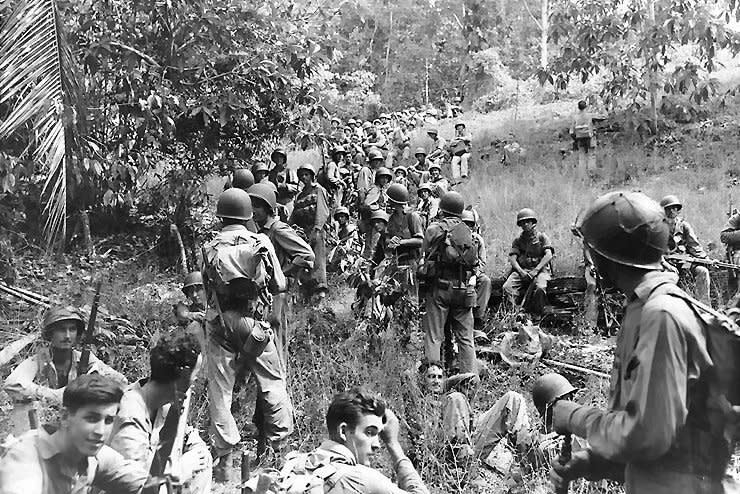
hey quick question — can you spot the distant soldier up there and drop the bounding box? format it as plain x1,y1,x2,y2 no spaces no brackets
173,271,208,349
462,210,491,333
569,100,595,173
4,307,126,435
428,163,450,197
362,167,393,258
502,208,554,317
393,166,409,189
252,162,273,186
660,194,711,305
416,183,439,230
426,128,447,166
268,147,299,219
249,183,315,365
449,122,472,179
320,146,347,206
329,207,361,273
552,190,739,493
362,124,388,156
390,119,411,166
408,147,430,187
421,191,478,374
720,209,740,304
290,164,331,300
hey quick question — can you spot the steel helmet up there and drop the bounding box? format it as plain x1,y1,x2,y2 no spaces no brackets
348,118,357,125
418,182,433,193
373,119,381,125
252,163,270,177
461,209,476,225
414,147,427,157
297,163,316,177
380,113,390,119
332,145,347,157
428,163,442,172
532,373,577,413
576,190,670,270
439,191,465,217
516,208,538,226
394,166,408,176
370,209,390,223
375,167,393,183
334,206,350,219
182,271,203,292
216,188,254,221
386,183,409,204
454,121,466,129
232,168,255,190
270,148,287,162
368,149,384,161
427,128,439,136
248,183,277,210
42,307,84,339
362,121,372,130
659,194,682,211
331,116,340,124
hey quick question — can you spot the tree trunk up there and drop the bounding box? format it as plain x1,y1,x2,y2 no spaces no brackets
170,223,188,275
425,59,430,106
384,9,393,90
80,211,93,256
646,0,658,134
540,0,549,68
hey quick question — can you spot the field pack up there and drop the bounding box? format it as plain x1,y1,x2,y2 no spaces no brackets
243,450,347,494
437,218,477,268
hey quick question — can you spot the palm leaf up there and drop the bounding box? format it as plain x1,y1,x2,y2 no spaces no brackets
0,0,82,249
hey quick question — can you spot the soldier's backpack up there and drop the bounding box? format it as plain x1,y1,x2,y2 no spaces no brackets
243,450,348,494
435,218,478,268
202,230,272,306
654,283,740,447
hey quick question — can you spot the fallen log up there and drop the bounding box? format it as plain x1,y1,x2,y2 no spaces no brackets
5,284,52,304
542,358,610,379
0,283,51,308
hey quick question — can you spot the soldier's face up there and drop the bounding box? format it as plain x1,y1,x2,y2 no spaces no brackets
252,205,269,225
377,177,390,187
415,154,425,164
272,155,286,168
665,206,681,219
337,215,348,226
50,321,78,350
430,169,440,179
424,365,444,394
185,285,207,307
419,190,429,200
520,220,536,233
343,414,383,466
62,403,119,457
298,171,313,185
373,221,387,233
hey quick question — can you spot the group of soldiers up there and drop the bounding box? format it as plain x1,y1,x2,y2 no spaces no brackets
1,107,739,494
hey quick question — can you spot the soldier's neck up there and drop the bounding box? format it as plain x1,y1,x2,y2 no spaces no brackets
50,347,72,366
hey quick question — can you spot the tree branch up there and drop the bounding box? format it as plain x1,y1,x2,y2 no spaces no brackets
522,0,543,31
109,42,161,68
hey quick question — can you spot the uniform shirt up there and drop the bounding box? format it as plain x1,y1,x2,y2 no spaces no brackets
449,132,472,154
472,232,487,276
268,168,299,205
372,210,424,265
569,109,594,138
309,440,429,494
509,230,553,271
667,217,706,257
429,177,449,197
4,348,126,404
364,131,387,150
262,217,315,274
555,271,732,492
356,167,375,200
427,137,447,160
290,182,330,231
0,426,147,494
364,185,388,210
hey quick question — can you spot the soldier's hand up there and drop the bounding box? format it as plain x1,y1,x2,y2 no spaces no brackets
380,408,401,445
388,236,402,249
550,449,592,489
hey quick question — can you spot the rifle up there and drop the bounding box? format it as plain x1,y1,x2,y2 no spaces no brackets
77,279,103,376
143,354,202,494
664,254,740,271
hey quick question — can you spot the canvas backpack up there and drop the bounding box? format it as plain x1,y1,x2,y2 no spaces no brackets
244,451,347,494
435,218,478,269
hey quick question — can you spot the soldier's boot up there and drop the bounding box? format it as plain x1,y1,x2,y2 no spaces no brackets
214,451,234,483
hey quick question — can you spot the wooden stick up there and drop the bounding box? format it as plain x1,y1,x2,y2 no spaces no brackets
0,283,50,308
5,284,52,304
542,358,610,379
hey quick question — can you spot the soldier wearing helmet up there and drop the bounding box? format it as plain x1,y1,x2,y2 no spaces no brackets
660,194,711,305
173,271,208,349
408,147,429,187
372,183,423,271
462,209,491,333
393,166,409,189
321,145,347,206
201,188,291,480
248,183,314,368
449,122,472,179
389,116,411,166
503,208,554,317
290,163,331,300
427,163,450,197
252,162,273,187
415,182,440,230
426,128,447,166
231,168,255,191
550,191,735,494
421,191,478,374
362,123,388,156
361,166,393,258
268,147,299,220
329,207,361,275
4,306,126,434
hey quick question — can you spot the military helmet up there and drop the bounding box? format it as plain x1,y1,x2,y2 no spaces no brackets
461,209,476,225
182,271,203,294
252,162,270,174
270,148,287,162
418,182,433,193
414,147,427,157
576,191,669,270
394,166,408,176
348,118,357,125
454,121,466,129
427,128,439,136
532,373,577,413
42,307,84,340
659,194,682,211
370,210,390,223
247,183,277,210
216,188,254,221
362,121,372,130
516,208,537,226
332,145,347,157
297,163,316,177
368,149,384,161
380,113,390,119
386,183,409,204
232,168,255,190
375,167,393,182
439,191,465,217
331,116,340,124
334,206,350,219
428,163,442,172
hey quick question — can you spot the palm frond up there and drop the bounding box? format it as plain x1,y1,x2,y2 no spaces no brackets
0,0,82,249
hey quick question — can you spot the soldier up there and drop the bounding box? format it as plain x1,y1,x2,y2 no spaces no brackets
449,122,472,179
462,210,491,333
290,163,330,300
421,191,478,374
0,375,147,494
390,118,411,165
268,147,299,220
416,183,439,230
108,332,211,494
551,190,738,493
229,167,254,191
393,166,409,189
569,100,595,173
173,271,208,349
329,207,361,273
334,206,357,244
720,209,740,304
362,124,388,156
248,183,315,365
426,128,447,166
502,208,554,317
201,188,292,481
4,307,126,435
428,163,450,197
363,167,393,258
660,194,711,305
409,147,429,186
252,162,273,187
321,145,346,207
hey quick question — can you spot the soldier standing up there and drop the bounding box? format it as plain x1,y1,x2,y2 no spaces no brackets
268,147,299,220
290,164,330,300
660,194,711,305
551,190,739,493
502,208,554,317
421,191,478,374
449,122,472,179
462,210,491,333
427,163,450,197
416,183,439,230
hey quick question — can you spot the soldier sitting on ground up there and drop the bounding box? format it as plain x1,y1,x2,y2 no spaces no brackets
4,306,127,435
503,208,554,319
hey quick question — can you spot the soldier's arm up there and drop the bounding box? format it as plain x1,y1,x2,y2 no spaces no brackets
274,223,315,274
398,213,424,250
553,302,689,463
533,248,554,274
3,355,63,403
108,414,152,469
314,188,330,230
682,222,706,258
92,445,148,494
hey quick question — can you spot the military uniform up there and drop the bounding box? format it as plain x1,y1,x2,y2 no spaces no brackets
362,183,389,258
720,212,740,304
289,181,330,292
471,231,491,327
667,216,710,305
503,229,554,315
